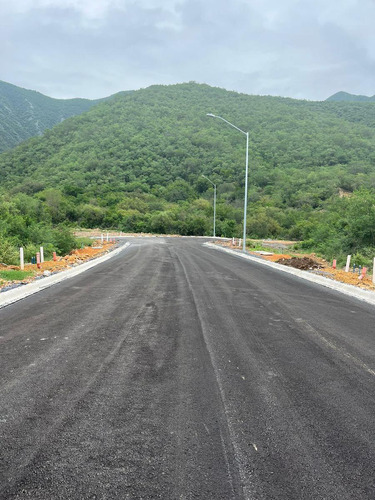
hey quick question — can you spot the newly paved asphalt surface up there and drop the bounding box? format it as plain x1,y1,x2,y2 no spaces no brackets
1,238,375,499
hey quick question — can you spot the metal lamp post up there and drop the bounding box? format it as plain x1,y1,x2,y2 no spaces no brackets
202,174,216,237
207,113,249,252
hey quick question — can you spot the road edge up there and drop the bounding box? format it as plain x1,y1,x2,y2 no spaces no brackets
204,242,375,307
0,242,131,310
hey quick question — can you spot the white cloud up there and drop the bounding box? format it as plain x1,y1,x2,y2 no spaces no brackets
1,0,375,100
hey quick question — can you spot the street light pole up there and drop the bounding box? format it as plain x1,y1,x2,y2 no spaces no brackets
202,174,216,237
244,131,249,252
207,113,249,252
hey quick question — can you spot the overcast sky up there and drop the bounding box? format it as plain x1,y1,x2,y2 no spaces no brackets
1,0,375,101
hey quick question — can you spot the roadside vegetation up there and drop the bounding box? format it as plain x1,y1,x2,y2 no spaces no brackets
1,83,375,267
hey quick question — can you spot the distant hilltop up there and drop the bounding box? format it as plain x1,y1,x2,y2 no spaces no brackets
326,91,375,102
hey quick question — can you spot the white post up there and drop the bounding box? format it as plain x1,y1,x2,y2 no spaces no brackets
101,233,104,243
40,246,44,263
20,247,24,270
345,255,351,273
232,237,234,245
373,258,375,284
106,233,109,242
239,238,242,248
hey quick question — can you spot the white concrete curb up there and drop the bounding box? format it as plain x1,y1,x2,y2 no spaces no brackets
204,242,375,306
0,242,131,310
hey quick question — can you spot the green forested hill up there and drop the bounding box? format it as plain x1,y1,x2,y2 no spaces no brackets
1,82,375,265
0,80,129,152
326,91,375,102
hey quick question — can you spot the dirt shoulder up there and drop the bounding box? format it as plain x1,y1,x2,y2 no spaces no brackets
0,240,116,291
216,240,375,292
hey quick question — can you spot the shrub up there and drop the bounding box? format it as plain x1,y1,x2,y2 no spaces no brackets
0,239,19,265
52,226,78,255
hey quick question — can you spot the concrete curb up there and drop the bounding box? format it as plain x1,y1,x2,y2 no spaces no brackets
0,242,131,310
204,242,375,307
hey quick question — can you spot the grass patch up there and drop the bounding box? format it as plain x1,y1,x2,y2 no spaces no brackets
76,237,94,248
0,270,34,281
246,241,291,254
247,243,275,252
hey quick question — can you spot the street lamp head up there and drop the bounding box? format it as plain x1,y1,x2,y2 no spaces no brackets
206,113,216,118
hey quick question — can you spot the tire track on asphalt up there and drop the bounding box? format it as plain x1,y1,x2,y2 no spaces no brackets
172,246,247,500
0,305,159,499
196,243,375,379
0,242,167,498
185,242,375,499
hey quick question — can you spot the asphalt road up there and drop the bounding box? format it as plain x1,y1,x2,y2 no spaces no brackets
1,238,375,499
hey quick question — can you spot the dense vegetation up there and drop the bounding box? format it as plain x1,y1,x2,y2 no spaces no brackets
1,82,375,267
0,80,130,152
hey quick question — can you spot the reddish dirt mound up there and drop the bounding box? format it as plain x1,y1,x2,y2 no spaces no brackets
277,256,322,270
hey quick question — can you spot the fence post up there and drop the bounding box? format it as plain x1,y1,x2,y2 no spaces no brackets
40,246,44,263
332,259,337,269
36,252,41,269
345,255,351,273
20,247,24,270
53,251,57,261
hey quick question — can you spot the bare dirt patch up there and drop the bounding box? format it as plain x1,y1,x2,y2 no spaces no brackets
277,256,322,270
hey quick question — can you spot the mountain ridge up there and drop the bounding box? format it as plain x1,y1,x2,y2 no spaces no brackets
0,80,131,152
326,91,375,102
